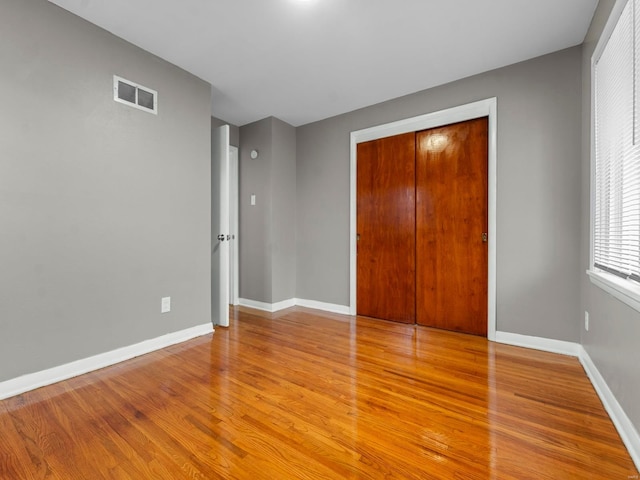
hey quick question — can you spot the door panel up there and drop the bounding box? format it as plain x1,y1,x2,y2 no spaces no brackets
212,125,230,327
357,133,416,323
416,118,488,335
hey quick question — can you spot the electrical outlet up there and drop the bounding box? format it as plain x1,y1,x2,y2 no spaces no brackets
584,311,589,331
161,296,171,313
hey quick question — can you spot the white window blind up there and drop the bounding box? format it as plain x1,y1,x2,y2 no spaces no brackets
594,0,640,282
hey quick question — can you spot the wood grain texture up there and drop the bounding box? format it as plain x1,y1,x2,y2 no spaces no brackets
416,117,489,335
357,132,416,323
0,306,637,479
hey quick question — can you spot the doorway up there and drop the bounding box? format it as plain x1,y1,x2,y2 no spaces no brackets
350,99,497,340
212,130,241,325
229,145,239,306
356,118,488,336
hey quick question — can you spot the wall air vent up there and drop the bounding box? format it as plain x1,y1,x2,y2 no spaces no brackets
113,75,157,114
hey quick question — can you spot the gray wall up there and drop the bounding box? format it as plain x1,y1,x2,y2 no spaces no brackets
580,0,640,434
211,116,240,147
239,118,273,303
239,117,296,304
296,47,583,341
0,0,212,382
271,118,297,303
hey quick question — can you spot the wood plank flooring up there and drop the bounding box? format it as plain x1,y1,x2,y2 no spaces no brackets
0,306,637,479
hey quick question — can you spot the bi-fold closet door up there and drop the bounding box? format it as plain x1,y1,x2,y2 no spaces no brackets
356,117,488,336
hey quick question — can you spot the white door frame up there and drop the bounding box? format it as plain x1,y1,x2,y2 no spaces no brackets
229,145,240,306
349,98,498,341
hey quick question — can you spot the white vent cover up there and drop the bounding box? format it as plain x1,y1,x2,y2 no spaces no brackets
113,75,157,114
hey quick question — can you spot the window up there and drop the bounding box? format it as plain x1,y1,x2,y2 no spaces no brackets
113,75,158,114
590,0,640,309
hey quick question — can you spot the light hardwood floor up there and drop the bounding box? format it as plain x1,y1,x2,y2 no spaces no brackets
0,306,637,479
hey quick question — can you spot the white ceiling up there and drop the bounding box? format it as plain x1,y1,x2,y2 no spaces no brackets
49,0,598,127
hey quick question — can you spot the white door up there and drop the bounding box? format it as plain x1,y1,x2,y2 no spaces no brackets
212,125,230,327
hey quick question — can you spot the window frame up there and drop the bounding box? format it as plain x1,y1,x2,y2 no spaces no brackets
588,0,640,312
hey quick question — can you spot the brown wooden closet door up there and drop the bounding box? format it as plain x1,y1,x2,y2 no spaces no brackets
357,133,416,324
416,118,488,335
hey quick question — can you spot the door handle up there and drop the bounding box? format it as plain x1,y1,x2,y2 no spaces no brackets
217,234,225,241
482,233,488,243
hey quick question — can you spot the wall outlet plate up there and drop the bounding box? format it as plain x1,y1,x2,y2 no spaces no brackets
584,311,589,331
161,296,171,313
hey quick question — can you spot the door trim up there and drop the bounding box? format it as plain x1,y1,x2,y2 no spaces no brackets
229,145,240,306
349,98,498,341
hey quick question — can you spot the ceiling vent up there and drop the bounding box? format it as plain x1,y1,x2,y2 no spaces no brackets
113,75,157,114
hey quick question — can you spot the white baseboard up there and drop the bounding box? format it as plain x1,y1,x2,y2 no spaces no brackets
295,298,352,315
579,346,640,471
0,322,214,401
272,298,297,311
239,297,351,315
494,331,582,357
238,298,296,313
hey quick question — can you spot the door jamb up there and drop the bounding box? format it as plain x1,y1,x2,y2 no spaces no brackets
229,145,240,306
349,98,498,341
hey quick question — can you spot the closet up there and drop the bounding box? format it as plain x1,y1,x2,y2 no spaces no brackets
356,117,488,336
